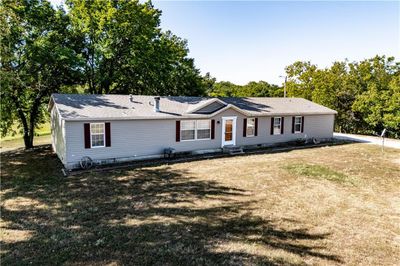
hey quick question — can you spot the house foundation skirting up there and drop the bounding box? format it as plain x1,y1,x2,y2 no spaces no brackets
65,138,335,171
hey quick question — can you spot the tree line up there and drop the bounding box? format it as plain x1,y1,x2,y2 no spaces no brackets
1,0,399,150
209,56,399,138
206,80,283,98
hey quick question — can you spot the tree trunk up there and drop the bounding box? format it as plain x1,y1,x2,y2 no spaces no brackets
12,92,43,149
18,110,33,149
27,95,43,149
23,130,33,149
12,95,33,149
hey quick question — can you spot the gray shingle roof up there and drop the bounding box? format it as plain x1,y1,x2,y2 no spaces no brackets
50,94,337,121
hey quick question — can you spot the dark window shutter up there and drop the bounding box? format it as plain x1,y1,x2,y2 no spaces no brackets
243,118,247,137
270,117,274,135
105,122,111,147
84,123,90,149
281,117,284,134
255,118,258,136
301,116,305,133
176,121,180,142
292,117,295,134
211,119,215,139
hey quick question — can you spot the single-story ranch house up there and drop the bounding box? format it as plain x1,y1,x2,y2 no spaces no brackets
49,94,337,169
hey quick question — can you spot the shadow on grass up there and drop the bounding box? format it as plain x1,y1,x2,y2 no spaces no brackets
1,146,342,265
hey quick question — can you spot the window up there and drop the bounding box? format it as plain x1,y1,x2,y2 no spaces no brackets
181,120,196,140
181,120,211,141
246,118,255,137
273,117,282,135
294,116,302,133
90,123,105,147
197,120,211,139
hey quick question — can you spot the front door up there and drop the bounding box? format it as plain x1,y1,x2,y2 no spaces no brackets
222,117,237,147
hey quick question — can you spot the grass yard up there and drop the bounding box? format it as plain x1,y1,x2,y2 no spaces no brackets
1,143,399,265
0,134,51,152
0,122,51,152
0,123,51,142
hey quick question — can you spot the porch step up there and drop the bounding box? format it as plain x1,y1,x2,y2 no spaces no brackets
223,145,244,155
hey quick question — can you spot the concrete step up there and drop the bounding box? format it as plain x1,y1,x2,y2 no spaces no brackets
223,145,244,155
229,150,244,155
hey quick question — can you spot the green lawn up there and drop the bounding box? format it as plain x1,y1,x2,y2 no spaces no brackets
1,143,399,265
0,123,51,152
1,123,51,141
0,134,51,152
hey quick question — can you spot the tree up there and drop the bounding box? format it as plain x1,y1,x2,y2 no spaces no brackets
285,61,317,99
240,81,283,97
67,0,206,96
208,80,282,97
352,56,400,137
208,81,239,97
284,56,400,138
1,0,208,149
383,75,400,138
0,0,82,148
202,72,217,95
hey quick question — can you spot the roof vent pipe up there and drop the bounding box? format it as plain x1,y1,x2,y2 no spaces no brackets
129,94,133,102
154,96,160,112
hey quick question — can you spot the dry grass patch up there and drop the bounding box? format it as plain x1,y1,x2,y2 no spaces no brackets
2,197,48,211
0,228,34,244
1,143,399,265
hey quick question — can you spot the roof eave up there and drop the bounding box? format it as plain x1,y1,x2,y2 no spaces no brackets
60,110,337,122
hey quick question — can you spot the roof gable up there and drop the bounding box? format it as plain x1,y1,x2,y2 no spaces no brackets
186,98,227,114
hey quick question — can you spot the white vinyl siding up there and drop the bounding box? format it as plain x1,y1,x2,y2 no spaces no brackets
246,118,255,137
90,123,105,148
273,117,282,135
51,106,66,163
62,109,335,169
295,116,302,133
181,120,211,141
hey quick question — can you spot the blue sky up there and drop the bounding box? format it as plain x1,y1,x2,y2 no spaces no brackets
50,0,399,85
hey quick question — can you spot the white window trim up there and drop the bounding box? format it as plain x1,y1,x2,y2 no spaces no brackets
246,118,255,137
90,122,105,148
294,116,302,134
180,120,211,141
180,120,196,142
273,117,282,135
196,120,212,140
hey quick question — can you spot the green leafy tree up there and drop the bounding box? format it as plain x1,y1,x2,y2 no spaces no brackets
383,75,400,137
240,81,283,97
352,56,400,136
67,0,206,96
284,56,400,138
202,72,217,95
208,81,282,97
285,61,317,99
208,81,239,97
1,0,208,149
0,0,82,148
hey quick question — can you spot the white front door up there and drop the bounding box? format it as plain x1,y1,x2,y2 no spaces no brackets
221,117,237,147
